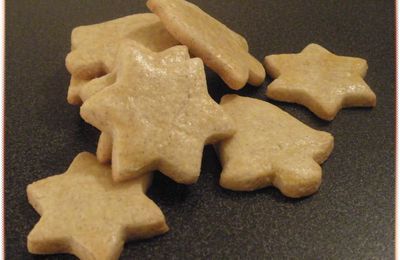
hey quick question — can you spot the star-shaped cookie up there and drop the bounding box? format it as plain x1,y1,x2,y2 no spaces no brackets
66,13,180,105
80,42,236,184
97,131,113,163
147,0,265,90
218,95,334,198
264,43,377,120
78,43,191,164
78,43,191,103
27,152,168,260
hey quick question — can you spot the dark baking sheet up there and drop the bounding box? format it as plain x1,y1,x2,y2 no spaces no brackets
5,0,395,259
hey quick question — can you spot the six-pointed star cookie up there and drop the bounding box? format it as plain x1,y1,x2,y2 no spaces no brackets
78,43,191,103
66,13,179,105
264,43,377,120
27,152,168,260
218,95,334,198
78,42,191,164
147,0,265,90
80,42,236,184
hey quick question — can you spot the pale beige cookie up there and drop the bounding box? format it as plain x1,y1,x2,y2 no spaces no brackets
67,13,179,77
97,132,113,163
78,44,191,103
71,44,190,165
80,42,235,184
27,152,168,260
86,44,191,164
67,76,89,105
147,0,265,90
66,13,180,105
264,43,377,120
218,95,334,198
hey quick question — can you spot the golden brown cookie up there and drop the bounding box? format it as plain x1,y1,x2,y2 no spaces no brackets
66,13,180,105
80,42,235,184
27,152,168,260
218,95,334,198
264,43,377,120
147,0,265,90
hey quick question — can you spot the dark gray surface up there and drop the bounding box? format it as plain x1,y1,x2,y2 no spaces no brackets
5,0,395,259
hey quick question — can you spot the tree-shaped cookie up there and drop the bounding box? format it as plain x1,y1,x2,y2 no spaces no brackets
147,0,265,90
218,95,334,198
66,13,179,105
264,43,377,120
27,152,168,260
80,42,236,184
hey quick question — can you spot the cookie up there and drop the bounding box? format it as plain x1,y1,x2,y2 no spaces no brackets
78,43,191,103
67,76,89,105
264,43,377,120
83,43,191,164
97,132,113,163
66,13,180,105
218,95,334,198
80,41,236,184
147,0,265,90
27,152,168,260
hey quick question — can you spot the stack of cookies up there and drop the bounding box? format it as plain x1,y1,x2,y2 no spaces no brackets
26,0,377,259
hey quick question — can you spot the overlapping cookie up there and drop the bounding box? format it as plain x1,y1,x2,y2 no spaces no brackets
78,43,191,103
264,43,377,120
27,152,168,260
147,0,265,90
80,41,236,184
218,95,334,198
78,43,192,164
66,13,180,105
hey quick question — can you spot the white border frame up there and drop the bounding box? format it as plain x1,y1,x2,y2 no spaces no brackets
0,1,396,260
